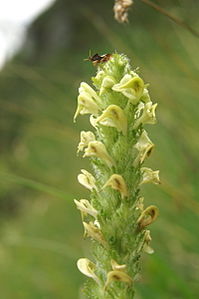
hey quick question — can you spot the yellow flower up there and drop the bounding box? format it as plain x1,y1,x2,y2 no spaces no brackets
104,270,133,290
74,199,98,218
133,130,154,166
77,131,96,153
74,92,100,121
74,82,101,121
137,205,159,229
96,105,127,135
77,169,97,191
79,82,101,104
77,258,100,284
133,102,157,129
103,174,128,199
83,221,106,246
112,74,144,104
83,141,114,168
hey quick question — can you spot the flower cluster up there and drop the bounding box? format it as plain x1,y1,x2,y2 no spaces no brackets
74,53,159,298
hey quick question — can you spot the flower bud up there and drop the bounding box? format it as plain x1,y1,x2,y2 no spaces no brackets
77,131,96,153
112,74,144,104
74,199,98,218
133,130,154,166
99,76,116,95
77,169,97,191
77,258,100,284
83,141,114,168
140,167,160,185
143,230,154,254
96,105,127,135
103,174,128,198
137,205,159,229
133,102,157,129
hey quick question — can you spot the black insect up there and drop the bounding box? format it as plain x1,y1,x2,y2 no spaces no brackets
86,53,112,66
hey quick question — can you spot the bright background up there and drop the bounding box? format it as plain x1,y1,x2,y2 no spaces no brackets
0,0,199,298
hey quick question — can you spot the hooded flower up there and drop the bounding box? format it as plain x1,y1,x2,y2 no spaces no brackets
133,130,154,166
74,199,98,218
77,131,96,153
133,102,157,129
104,269,133,290
137,205,159,229
83,221,106,246
77,169,97,191
103,174,128,198
112,74,144,104
74,82,101,121
77,258,100,284
83,141,114,168
96,105,127,135
79,82,101,104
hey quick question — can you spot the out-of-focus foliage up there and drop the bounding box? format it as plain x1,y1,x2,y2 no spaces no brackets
0,0,199,298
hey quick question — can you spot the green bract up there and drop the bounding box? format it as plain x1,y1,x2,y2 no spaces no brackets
74,53,160,299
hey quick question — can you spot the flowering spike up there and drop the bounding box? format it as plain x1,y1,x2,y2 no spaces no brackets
74,53,160,298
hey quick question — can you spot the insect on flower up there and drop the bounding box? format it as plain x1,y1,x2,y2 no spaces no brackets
86,53,112,66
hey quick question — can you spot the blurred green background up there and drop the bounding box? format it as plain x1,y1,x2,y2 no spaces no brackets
0,0,199,298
